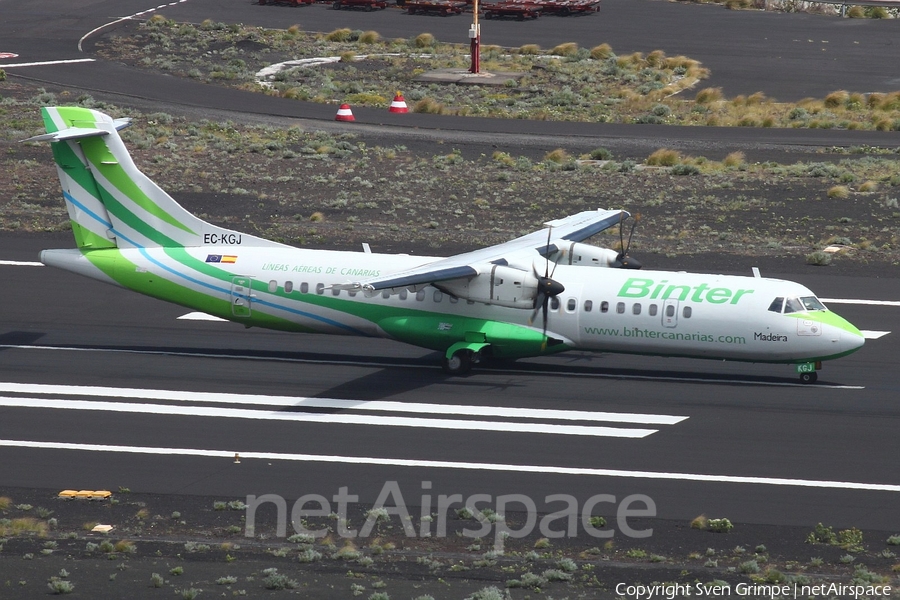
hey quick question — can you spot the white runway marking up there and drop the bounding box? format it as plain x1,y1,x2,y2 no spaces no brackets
2,439,898,492
177,312,226,321
0,396,656,438
861,330,890,339
822,298,900,307
0,382,687,425
0,260,43,266
79,0,190,51
2,59,95,68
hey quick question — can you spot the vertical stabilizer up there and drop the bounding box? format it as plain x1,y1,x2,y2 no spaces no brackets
28,107,285,250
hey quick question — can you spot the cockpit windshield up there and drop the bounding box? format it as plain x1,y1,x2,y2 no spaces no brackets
799,296,826,311
782,296,826,314
769,296,827,314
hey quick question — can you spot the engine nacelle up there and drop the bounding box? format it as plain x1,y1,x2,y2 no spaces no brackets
551,242,619,268
436,265,538,309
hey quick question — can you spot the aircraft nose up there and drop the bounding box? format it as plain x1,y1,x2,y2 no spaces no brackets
832,312,865,355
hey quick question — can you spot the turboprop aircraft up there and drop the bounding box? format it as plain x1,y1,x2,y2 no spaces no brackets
29,106,865,383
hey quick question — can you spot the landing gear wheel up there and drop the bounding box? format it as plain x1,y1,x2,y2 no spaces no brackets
799,371,818,384
443,350,472,375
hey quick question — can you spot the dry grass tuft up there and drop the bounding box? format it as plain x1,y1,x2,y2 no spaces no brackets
646,148,681,167
114,540,137,554
544,148,570,163
827,185,851,199
358,30,380,44
858,180,878,193
723,151,745,168
339,51,356,63
824,90,849,108
550,42,579,57
309,212,325,223
413,97,444,114
645,49,666,67
287,24,301,35
691,515,708,530
518,44,541,55
589,43,613,60
413,33,436,48
0,497,11,511
695,88,723,104
324,28,352,43
1,517,49,537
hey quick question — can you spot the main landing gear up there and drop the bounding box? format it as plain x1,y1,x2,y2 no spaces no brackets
442,350,473,375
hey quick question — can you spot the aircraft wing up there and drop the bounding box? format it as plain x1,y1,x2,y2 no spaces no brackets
340,209,627,292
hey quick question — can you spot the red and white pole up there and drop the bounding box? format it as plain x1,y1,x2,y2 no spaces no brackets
469,0,480,74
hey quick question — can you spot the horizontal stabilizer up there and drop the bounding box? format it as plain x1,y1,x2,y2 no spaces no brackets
23,127,109,143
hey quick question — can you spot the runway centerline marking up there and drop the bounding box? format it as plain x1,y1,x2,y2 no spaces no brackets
0,396,660,438
0,382,687,425
2,439,898,493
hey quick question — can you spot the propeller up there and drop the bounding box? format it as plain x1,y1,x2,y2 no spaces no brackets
612,212,642,270
529,227,566,339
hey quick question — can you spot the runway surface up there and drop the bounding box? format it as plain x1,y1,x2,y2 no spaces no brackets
1,235,899,530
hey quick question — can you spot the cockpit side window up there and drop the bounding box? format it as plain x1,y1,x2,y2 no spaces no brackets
768,297,784,313
783,297,804,314
800,296,826,311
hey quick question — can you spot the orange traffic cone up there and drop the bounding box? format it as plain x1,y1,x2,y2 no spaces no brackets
389,92,409,114
335,103,355,122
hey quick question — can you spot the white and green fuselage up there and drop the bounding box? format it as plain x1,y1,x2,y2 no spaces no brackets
32,107,865,378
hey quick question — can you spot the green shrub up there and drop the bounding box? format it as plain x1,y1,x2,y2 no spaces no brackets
707,518,733,533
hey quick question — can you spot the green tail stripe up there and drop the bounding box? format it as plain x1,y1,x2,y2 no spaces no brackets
50,141,116,249
79,137,195,239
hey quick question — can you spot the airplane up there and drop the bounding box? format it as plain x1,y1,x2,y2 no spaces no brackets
27,106,865,384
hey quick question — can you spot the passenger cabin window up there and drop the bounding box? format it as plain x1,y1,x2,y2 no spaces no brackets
268,280,278,293
567,298,577,312
449,296,458,304
399,290,408,301
332,288,340,296
284,281,293,294
616,302,625,314
665,304,675,317
632,303,641,315
600,301,609,313
550,297,560,310
300,282,309,294
315,283,325,295
382,290,391,299
683,306,692,318
584,300,593,312
348,290,357,297
416,290,426,301
434,290,443,302
649,304,658,316
768,297,784,313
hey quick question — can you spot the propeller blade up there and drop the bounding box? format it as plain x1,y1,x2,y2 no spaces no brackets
528,290,546,325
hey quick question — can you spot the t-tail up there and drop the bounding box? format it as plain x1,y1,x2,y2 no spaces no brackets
26,106,284,279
